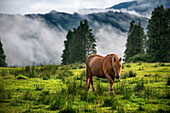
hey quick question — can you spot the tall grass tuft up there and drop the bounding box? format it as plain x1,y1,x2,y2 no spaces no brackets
49,92,66,110
117,105,126,113
121,70,136,79
114,81,126,94
79,90,88,101
67,79,77,95
134,78,144,91
167,77,170,85
59,101,78,113
96,82,104,96
0,69,9,76
103,96,117,109
34,84,45,91
23,90,35,100
0,80,12,102
79,71,85,88
123,87,132,99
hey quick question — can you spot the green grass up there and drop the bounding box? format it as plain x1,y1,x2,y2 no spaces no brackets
0,63,170,112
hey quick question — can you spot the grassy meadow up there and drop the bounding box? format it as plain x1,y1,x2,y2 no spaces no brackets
0,63,170,113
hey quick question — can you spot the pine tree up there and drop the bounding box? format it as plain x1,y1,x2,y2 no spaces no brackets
124,20,145,62
147,5,170,62
61,30,73,64
61,20,96,64
0,38,7,67
69,27,83,63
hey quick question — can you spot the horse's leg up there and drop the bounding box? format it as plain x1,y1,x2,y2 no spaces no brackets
86,67,91,91
105,73,114,93
86,78,90,91
90,76,95,91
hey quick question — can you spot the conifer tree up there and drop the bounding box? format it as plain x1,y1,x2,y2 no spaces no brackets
61,30,73,64
147,5,170,62
124,20,145,62
61,20,96,64
0,38,7,67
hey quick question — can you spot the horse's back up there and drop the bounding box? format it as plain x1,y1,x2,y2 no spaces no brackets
86,54,105,77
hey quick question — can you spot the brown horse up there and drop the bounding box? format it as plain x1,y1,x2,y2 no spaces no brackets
86,54,122,93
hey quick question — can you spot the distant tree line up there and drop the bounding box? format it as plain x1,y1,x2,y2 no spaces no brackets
124,5,170,62
61,20,96,64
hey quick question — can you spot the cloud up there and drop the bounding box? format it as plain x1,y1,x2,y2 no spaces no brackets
78,8,144,17
0,15,66,66
0,14,128,66
0,0,133,14
93,22,127,59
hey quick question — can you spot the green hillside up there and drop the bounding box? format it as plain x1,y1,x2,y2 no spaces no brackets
0,63,170,112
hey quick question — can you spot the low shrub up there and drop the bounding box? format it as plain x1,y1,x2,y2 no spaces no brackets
126,64,131,68
138,67,144,70
127,54,153,63
138,62,142,65
129,70,136,77
79,64,85,69
159,63,165,66
121,72,129,79
16,75,28,79
144,74,151,77
121,70,136,79
41,72,50,80
34,84,45,91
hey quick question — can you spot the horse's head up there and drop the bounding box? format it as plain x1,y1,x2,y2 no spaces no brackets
112,57,122,79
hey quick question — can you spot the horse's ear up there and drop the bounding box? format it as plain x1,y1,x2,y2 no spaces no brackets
119,57,121,62
114,58,116,62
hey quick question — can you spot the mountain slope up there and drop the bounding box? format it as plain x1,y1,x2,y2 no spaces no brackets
26,10,148,33
109,0,170,17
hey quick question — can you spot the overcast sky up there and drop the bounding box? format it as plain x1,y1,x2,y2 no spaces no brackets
0,0,133,14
